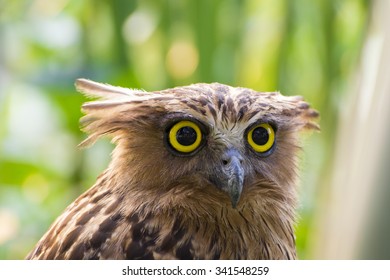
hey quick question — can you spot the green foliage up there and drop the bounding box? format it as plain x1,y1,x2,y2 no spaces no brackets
0,0,369,259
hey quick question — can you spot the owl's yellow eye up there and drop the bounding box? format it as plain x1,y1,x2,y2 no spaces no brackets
168,121,203,154
247,123,275,153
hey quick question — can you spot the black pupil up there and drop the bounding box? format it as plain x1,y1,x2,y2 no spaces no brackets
252,126,269,145
176,126,197,146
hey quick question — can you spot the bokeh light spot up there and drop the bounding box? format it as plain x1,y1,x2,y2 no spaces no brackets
123,10,157,45
166,41,199,80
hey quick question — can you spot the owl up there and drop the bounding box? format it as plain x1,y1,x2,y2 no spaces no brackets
26,79,319,260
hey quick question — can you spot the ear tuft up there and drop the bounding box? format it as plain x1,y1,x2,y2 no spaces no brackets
75,78,145,100
75,79,139,148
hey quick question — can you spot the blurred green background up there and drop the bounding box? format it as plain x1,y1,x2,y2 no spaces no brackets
2,0,386,260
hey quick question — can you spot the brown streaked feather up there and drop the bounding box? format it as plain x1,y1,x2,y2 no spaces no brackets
27,176,297,259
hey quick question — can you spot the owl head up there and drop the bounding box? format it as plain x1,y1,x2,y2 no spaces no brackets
76,79,319,210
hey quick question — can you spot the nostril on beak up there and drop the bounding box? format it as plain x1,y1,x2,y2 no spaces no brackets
221,154,243,166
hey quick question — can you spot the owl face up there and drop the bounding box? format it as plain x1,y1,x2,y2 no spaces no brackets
159,112,276,207
77,80,319,208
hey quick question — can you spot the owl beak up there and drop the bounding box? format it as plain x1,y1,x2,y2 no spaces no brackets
211,148,244,208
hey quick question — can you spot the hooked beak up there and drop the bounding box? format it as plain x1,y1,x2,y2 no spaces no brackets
210,148,244,208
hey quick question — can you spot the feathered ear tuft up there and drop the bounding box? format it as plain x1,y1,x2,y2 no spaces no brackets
76,79,154,112
75,78,145,100
75,79,146,148
281,95,320,132
294,98,320,132
76,79,168,148
302,108,320,131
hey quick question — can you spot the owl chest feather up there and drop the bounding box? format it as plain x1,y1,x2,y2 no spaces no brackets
26,174,296,260
112,208,294,260
113,191,297,260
